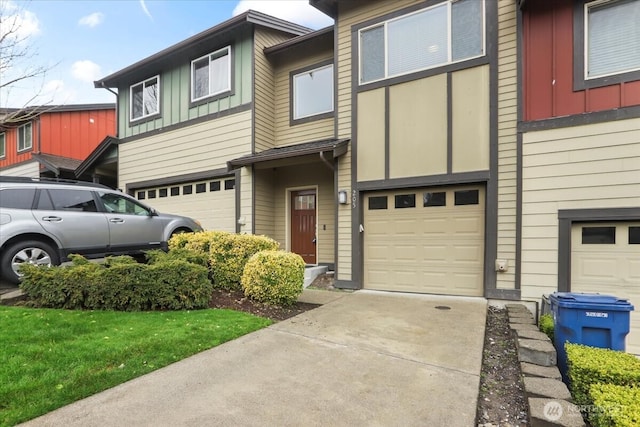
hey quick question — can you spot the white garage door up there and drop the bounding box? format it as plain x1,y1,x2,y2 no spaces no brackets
135,177,236,232
571,223,640,355
363,186,485,296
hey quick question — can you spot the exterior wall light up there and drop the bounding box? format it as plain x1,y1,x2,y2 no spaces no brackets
338,190,348,204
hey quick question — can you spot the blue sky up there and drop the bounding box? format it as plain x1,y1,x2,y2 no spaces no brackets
1,0,333,108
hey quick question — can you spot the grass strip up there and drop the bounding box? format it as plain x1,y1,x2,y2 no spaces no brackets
0,306,271,426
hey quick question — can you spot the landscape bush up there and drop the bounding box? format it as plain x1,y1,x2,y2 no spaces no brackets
538,313,554,341
565,343,640,408
589,383,640,427
169,230,280,290
241,250,305,306
19,254,212,311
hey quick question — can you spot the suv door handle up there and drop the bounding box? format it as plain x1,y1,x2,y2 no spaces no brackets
109,218,125,223
42,216,62,222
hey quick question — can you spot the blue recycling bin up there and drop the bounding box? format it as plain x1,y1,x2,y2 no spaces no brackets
549,292,634,382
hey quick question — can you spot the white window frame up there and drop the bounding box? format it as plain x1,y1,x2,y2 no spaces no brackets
17,123,32,152
130,75,160,122
191,46,232,102
358,0,486,85
0,133,5,158
292,63,335,121
583,0,640,80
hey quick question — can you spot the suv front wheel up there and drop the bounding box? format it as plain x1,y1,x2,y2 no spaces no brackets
0,240,60,285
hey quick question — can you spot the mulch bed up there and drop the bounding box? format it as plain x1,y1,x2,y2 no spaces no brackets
209,288,319,322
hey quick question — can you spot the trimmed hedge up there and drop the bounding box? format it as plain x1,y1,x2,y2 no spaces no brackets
538,314,554,341
589,384,640,427
169,231,280,291
19,254,212,311
565,343,640,408
242,251,305,306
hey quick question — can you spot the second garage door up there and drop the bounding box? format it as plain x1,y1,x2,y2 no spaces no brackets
363,186,485,296
134,177,236,232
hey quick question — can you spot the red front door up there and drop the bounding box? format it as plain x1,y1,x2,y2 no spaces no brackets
291,190,316,264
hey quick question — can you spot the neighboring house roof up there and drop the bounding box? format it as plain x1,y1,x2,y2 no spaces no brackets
264,26,334,57
31,153,83,175
227,138,349,169
75,135,118,178
94,10,312,88
309,0,338,19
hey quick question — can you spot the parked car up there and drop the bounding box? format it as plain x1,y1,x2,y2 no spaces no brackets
0,176,203,284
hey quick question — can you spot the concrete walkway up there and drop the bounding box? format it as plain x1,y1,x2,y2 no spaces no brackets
21,290,487,427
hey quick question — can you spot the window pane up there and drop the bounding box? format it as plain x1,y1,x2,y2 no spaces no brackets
193,58,209,99
210,51,229,94
368,196,388,210
294,65,334,119
454,189,479,205
131,84,143,119
388,5,448,77
196,183,206,193
582,226,616,244
452,0,483,61
48,189,97,212
210,181,221,192
137,191,145,200
628,227,640,244
24,123,32,149
148,189,156,199
183,185,193,195
360,26,385,83
588,0,640,78
0,133,5,157
100,192,148,215
423,191,446,207
224,179,235,190
395,194,416,209
143,78,158,115
170,186,180,196
0,188,35,209
159,188,168,198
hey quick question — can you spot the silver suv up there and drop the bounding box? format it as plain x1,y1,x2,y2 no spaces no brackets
0,177,203,284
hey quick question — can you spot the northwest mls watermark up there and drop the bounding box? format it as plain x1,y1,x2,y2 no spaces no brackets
543,400,623,421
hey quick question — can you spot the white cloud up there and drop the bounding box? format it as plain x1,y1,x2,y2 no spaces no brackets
78,12,105,28
0,0,41,41
139,0,153,20
233,0,333,30
71,60,102,83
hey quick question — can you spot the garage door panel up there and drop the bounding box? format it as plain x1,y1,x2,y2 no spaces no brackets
364,186,484,296
572,222,640,355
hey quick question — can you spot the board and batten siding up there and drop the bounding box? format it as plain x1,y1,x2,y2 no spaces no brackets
520,118,640,300
496,0,518,290
117,30,253,139
272,48,334,147
119,110,252,190
253,28,294,154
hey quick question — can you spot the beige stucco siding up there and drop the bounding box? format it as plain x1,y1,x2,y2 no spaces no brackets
496,0,518,290
520,118,640,301
389,75,448,178
254,28,293,153
452,65,490,173
356,88,385,181
272,48,334,147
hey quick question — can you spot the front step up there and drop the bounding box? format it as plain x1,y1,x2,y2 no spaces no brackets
304,265,328,288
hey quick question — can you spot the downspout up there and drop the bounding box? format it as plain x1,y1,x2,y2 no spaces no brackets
319,151,334,171
98,82,119,137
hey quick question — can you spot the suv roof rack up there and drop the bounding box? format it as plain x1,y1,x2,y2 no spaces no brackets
0,176,111,189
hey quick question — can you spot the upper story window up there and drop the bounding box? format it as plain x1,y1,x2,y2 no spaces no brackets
18,123,32,151
130,76,160,121
292,63,334,122
0,133,5,158
585,0,640,79
191,46,231,102
359,0,485,85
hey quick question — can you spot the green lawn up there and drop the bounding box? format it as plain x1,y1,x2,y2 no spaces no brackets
0,306,271,426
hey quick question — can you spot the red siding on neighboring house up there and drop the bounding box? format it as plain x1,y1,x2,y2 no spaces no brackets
0,107,115,169
523,0,640,121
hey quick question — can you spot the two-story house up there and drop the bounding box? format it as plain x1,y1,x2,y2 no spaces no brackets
519,0,640,353
0,104,115,181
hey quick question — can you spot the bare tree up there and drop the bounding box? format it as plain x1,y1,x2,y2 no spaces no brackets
0,0,55,127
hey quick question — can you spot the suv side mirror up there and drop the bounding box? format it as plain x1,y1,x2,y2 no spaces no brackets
149,208,159,217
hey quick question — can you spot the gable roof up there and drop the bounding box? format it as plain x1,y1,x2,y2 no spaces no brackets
75,135,118,178
95,10,312,88
31,153,83,175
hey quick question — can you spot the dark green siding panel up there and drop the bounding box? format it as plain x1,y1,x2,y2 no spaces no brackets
118,29,253,138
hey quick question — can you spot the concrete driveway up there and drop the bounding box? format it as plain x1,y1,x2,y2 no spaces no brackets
21,290,487,427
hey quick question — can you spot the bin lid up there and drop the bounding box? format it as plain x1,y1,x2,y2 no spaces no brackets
549,292,634,311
